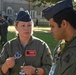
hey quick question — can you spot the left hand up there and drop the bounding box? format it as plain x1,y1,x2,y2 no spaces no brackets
22,66,35,75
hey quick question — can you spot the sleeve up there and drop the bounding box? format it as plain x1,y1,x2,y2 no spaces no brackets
41,42,53,75
0,72,3,75
61,52,76,75
0,65,3,75
0,44,10,75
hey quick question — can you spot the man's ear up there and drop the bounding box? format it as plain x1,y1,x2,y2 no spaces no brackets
61,20,68,28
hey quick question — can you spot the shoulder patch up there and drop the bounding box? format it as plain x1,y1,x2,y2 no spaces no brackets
63,52,72,63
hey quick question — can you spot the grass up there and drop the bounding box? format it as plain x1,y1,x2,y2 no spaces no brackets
33,32,57,53
0,26,58,54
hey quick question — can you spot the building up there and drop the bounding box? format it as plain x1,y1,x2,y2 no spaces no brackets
0,0,48,25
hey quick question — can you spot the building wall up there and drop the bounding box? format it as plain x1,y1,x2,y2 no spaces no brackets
0,0,1,13
1,0,48,24
0,0,3,14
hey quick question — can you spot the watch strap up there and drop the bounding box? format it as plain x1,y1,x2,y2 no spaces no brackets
35,68,38,74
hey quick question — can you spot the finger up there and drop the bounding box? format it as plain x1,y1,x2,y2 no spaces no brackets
25,70,29,74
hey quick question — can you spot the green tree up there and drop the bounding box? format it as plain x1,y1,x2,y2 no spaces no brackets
28,0,61,7
30,0,61,3
28,0,75,7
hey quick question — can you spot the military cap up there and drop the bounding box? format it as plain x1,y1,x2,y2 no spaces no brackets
42,0,73,20
16,10,31,22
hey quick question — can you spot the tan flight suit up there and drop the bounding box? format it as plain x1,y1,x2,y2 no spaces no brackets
0,36,52,75
54,37,76,75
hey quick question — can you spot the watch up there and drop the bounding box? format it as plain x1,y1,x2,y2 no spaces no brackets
35,68,38,74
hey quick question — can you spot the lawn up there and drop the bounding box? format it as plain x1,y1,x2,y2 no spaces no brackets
0,26,58,54
33,32,57,53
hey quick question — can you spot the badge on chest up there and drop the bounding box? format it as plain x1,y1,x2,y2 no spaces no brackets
14,51,22,59
25,50,36,56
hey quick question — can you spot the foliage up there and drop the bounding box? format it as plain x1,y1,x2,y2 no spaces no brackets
29,0,75,7
30,0,61,3
29,0,61,7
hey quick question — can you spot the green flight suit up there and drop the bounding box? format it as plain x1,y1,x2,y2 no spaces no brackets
54,37,76,75
0,36,52,75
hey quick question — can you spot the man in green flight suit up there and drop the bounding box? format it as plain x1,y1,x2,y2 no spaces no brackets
42,0,76,75
0,10,53,75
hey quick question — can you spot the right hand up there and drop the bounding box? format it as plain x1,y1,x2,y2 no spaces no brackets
5,57,15,69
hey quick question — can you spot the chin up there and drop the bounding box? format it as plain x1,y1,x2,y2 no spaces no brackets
54,38,60,42
22,33,31,37
24,36,29,38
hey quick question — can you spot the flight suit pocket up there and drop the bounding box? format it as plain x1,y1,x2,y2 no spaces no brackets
61,62,73,75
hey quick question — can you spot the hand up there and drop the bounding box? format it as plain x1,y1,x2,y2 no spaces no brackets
23,66,35,75
5,57,15,69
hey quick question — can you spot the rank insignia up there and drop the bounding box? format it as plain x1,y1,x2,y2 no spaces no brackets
14,52,22,59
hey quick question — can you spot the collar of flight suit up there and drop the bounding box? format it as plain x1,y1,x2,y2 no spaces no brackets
65,34,76,48
16,35,37,46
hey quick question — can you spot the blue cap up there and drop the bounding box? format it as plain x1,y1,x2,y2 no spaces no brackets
16,10,31,22
42,0,73,20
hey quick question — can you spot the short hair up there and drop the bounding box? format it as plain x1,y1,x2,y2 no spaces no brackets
53,8,76,29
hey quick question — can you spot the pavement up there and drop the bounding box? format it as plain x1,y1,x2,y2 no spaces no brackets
8,26,50,33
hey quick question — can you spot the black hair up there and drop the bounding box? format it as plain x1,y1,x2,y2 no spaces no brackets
53,8,76,29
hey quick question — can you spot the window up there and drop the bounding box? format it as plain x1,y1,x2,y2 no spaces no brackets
30,10,36,18
6,6,13,16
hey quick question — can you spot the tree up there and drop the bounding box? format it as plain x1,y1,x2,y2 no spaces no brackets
28,0,75,7
29,0,61,3
28,0,61,7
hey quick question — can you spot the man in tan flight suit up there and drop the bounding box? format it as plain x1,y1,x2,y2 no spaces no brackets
42,0,76,75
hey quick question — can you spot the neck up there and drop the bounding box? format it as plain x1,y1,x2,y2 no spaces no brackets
65,30,76,42
19,36,31,44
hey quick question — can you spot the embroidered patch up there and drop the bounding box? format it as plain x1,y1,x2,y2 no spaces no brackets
63,52,72,63
14,52,22,59
26,50,36,56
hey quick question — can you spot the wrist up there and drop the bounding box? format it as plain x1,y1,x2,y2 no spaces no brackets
35,68,38,74
1,63,9,74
